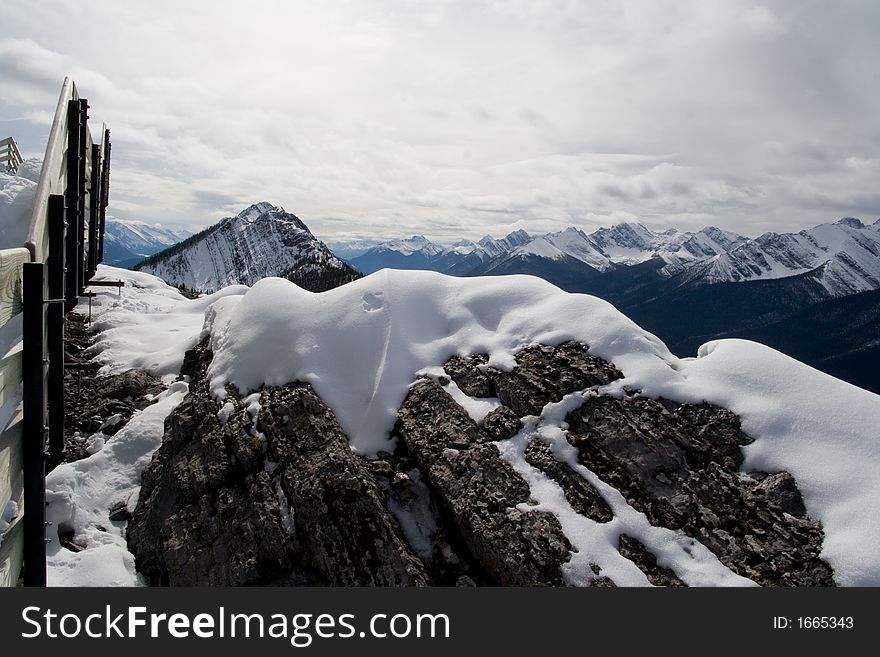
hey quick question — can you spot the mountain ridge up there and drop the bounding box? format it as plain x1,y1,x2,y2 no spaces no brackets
135,202,360,293
103,218,193,268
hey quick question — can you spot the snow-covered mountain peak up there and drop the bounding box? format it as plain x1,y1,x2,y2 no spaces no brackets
232,202,309,233
836,217,865,229
136,203,357,292
378,235,442,256
591,222,658,250
239,200,278,217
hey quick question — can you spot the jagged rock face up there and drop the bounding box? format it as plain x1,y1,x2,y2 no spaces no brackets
444,342,623,416
396,379,572,586
128,344,427,586
127,338,834,586
565,396,834,585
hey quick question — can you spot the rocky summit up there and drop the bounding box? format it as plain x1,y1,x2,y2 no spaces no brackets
125,338,832,587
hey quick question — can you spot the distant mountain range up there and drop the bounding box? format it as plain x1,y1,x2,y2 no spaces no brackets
134,202,359,293
348,218,880,297
339,217,880,393
121,204,880,393
103,218,193,268
348,230,532,276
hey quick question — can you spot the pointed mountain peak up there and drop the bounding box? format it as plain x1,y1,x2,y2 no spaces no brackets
506,228,530,241
836,217,865,229
239,201,278,216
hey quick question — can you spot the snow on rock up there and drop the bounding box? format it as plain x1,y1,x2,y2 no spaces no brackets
44,264,245,586
496,394,755,587
642,339,880,586
205,269,672,454
204,268,880,585
88,265,247,381
46,264,880,585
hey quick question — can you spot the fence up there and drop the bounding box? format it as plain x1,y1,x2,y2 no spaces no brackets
0,76,111,586
0,137,24,174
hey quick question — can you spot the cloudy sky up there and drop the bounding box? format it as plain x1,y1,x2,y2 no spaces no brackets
1,0,878,242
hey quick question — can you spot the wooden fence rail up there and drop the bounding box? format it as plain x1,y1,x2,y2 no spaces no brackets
0,76,111,586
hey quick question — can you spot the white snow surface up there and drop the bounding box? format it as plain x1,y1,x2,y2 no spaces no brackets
202,268,880,585
88,267,247,380
0,170,37,249
46,382,188,586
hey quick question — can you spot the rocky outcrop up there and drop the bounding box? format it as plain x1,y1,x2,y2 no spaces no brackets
128,343,427,586
125,337,834,587
396,379,572,586
565,395,834,586
63,313,163,462
444,342,623,416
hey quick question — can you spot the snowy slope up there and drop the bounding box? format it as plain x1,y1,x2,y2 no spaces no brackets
325,238,383,260
104,218,191,255
690,218,880,295
46,265,880,586
103,218,192,267
135,202,355,292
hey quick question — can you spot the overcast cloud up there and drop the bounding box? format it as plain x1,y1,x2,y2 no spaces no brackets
1,0,878,241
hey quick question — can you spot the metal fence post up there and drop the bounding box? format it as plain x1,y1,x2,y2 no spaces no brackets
87,144,101,280
22,262,48,587
76,98,88,297
46,194,66,469
98,128,111,264
64,100,82,312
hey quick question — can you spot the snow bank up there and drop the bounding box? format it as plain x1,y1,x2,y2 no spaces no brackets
205,269,673,455
45,265,244,586
642,340,880,586
46,383,188,586
88,266,248,381
204,268,880,585
0,171,36,249
15,157,42,183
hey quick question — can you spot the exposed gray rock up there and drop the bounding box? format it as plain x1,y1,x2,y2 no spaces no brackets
123,336,836,587
524,439,613,523
396,379,572,586
618,534,686,587
481,405,523,442
63,313,163,462
565,395,834,586
487,342,623,416
259,384,429,586
752,471,807,517
128,342,428,586
443,354,494,397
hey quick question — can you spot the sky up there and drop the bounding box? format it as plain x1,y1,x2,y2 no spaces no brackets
1,0,879,243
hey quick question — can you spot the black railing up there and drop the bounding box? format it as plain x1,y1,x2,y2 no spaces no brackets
15,79,112,586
